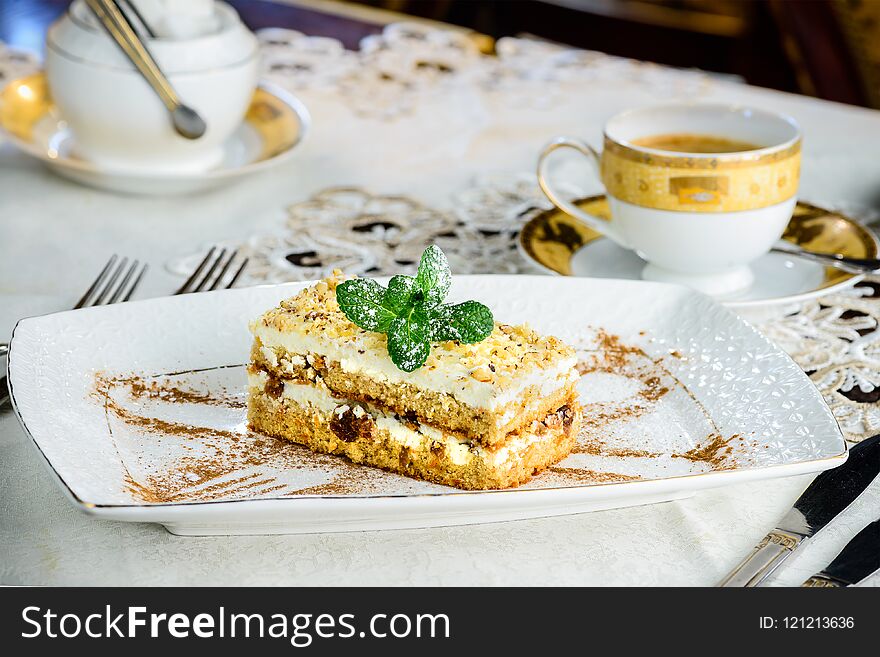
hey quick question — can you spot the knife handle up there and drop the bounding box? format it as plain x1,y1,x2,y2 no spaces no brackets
802,574,845,587
717,530,805,587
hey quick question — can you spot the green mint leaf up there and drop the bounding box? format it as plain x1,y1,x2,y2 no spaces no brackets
427,301,494,344
425,304,459,342
414,244,451,309
336,278,395,332
334,247,494,372
383,275,417,315
386,310,430,372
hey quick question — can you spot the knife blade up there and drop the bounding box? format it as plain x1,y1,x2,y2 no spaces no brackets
718,434,880,587
802,519,880,587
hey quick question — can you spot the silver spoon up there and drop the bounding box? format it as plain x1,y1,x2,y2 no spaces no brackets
84,0,207,140
771,244,880,275
117,0,156,39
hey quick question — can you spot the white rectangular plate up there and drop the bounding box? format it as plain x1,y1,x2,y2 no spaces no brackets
8,276,845,535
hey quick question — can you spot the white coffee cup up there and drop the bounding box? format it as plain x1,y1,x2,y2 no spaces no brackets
537,104,802,296
45,0,259,174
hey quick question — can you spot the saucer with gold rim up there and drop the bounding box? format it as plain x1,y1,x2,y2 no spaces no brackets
0,72,309,196
518,195,879,308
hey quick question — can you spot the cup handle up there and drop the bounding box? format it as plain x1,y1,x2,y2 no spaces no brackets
537,136,631,248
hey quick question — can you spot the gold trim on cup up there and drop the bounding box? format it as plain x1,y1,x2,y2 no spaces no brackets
600,136,802,213
602,136,802,169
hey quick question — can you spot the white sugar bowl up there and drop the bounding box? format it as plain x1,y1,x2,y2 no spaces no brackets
45,0,259,174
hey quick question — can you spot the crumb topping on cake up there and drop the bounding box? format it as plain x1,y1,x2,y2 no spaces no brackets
253,271,575,388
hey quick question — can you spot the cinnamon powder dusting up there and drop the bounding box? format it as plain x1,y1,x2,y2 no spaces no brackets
672,433,742,469
94,370,388,503
95,372,244,409
572,328,746,472
572,441,659,459
576,329,650,375
93,325,747,505
128,378,245,408
548,467,641,484
639,376,669,403
106,399,240,442
284,470,376,496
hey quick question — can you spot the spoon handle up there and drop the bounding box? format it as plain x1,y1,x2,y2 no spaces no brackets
117,0,157,39
84,0,180,112
771,245,880,274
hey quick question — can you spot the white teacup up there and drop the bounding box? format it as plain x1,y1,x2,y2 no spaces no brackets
45,0,259,174
537,104,802,296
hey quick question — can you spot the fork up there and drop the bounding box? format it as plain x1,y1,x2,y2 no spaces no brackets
1,255,147,407
2,250,247,408
174,247,248,294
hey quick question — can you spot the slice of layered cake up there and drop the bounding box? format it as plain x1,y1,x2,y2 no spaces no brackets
247,247,581,490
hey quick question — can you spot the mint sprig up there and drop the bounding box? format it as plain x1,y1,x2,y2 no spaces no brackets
335,245,495,372
414,244,451,308
334,278,395,332
426,301,495,343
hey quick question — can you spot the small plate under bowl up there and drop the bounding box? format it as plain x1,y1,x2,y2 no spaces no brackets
519,195,879,308
0,72,309,196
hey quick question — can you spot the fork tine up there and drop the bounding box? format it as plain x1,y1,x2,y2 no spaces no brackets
92,257,128,306
175,247,216,295
207,249,239,291
122,263,148,302
225,257,248,289
191,248,226,293
107,259,139,304
74,255,117,309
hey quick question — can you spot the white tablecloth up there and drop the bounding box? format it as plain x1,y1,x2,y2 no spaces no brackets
1,26,879,586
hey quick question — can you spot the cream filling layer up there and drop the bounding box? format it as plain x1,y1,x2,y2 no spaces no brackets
247,371,559,469
252,324,577,411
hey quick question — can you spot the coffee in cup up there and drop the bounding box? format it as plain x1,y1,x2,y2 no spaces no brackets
630,133,761,153
537,104,802,296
